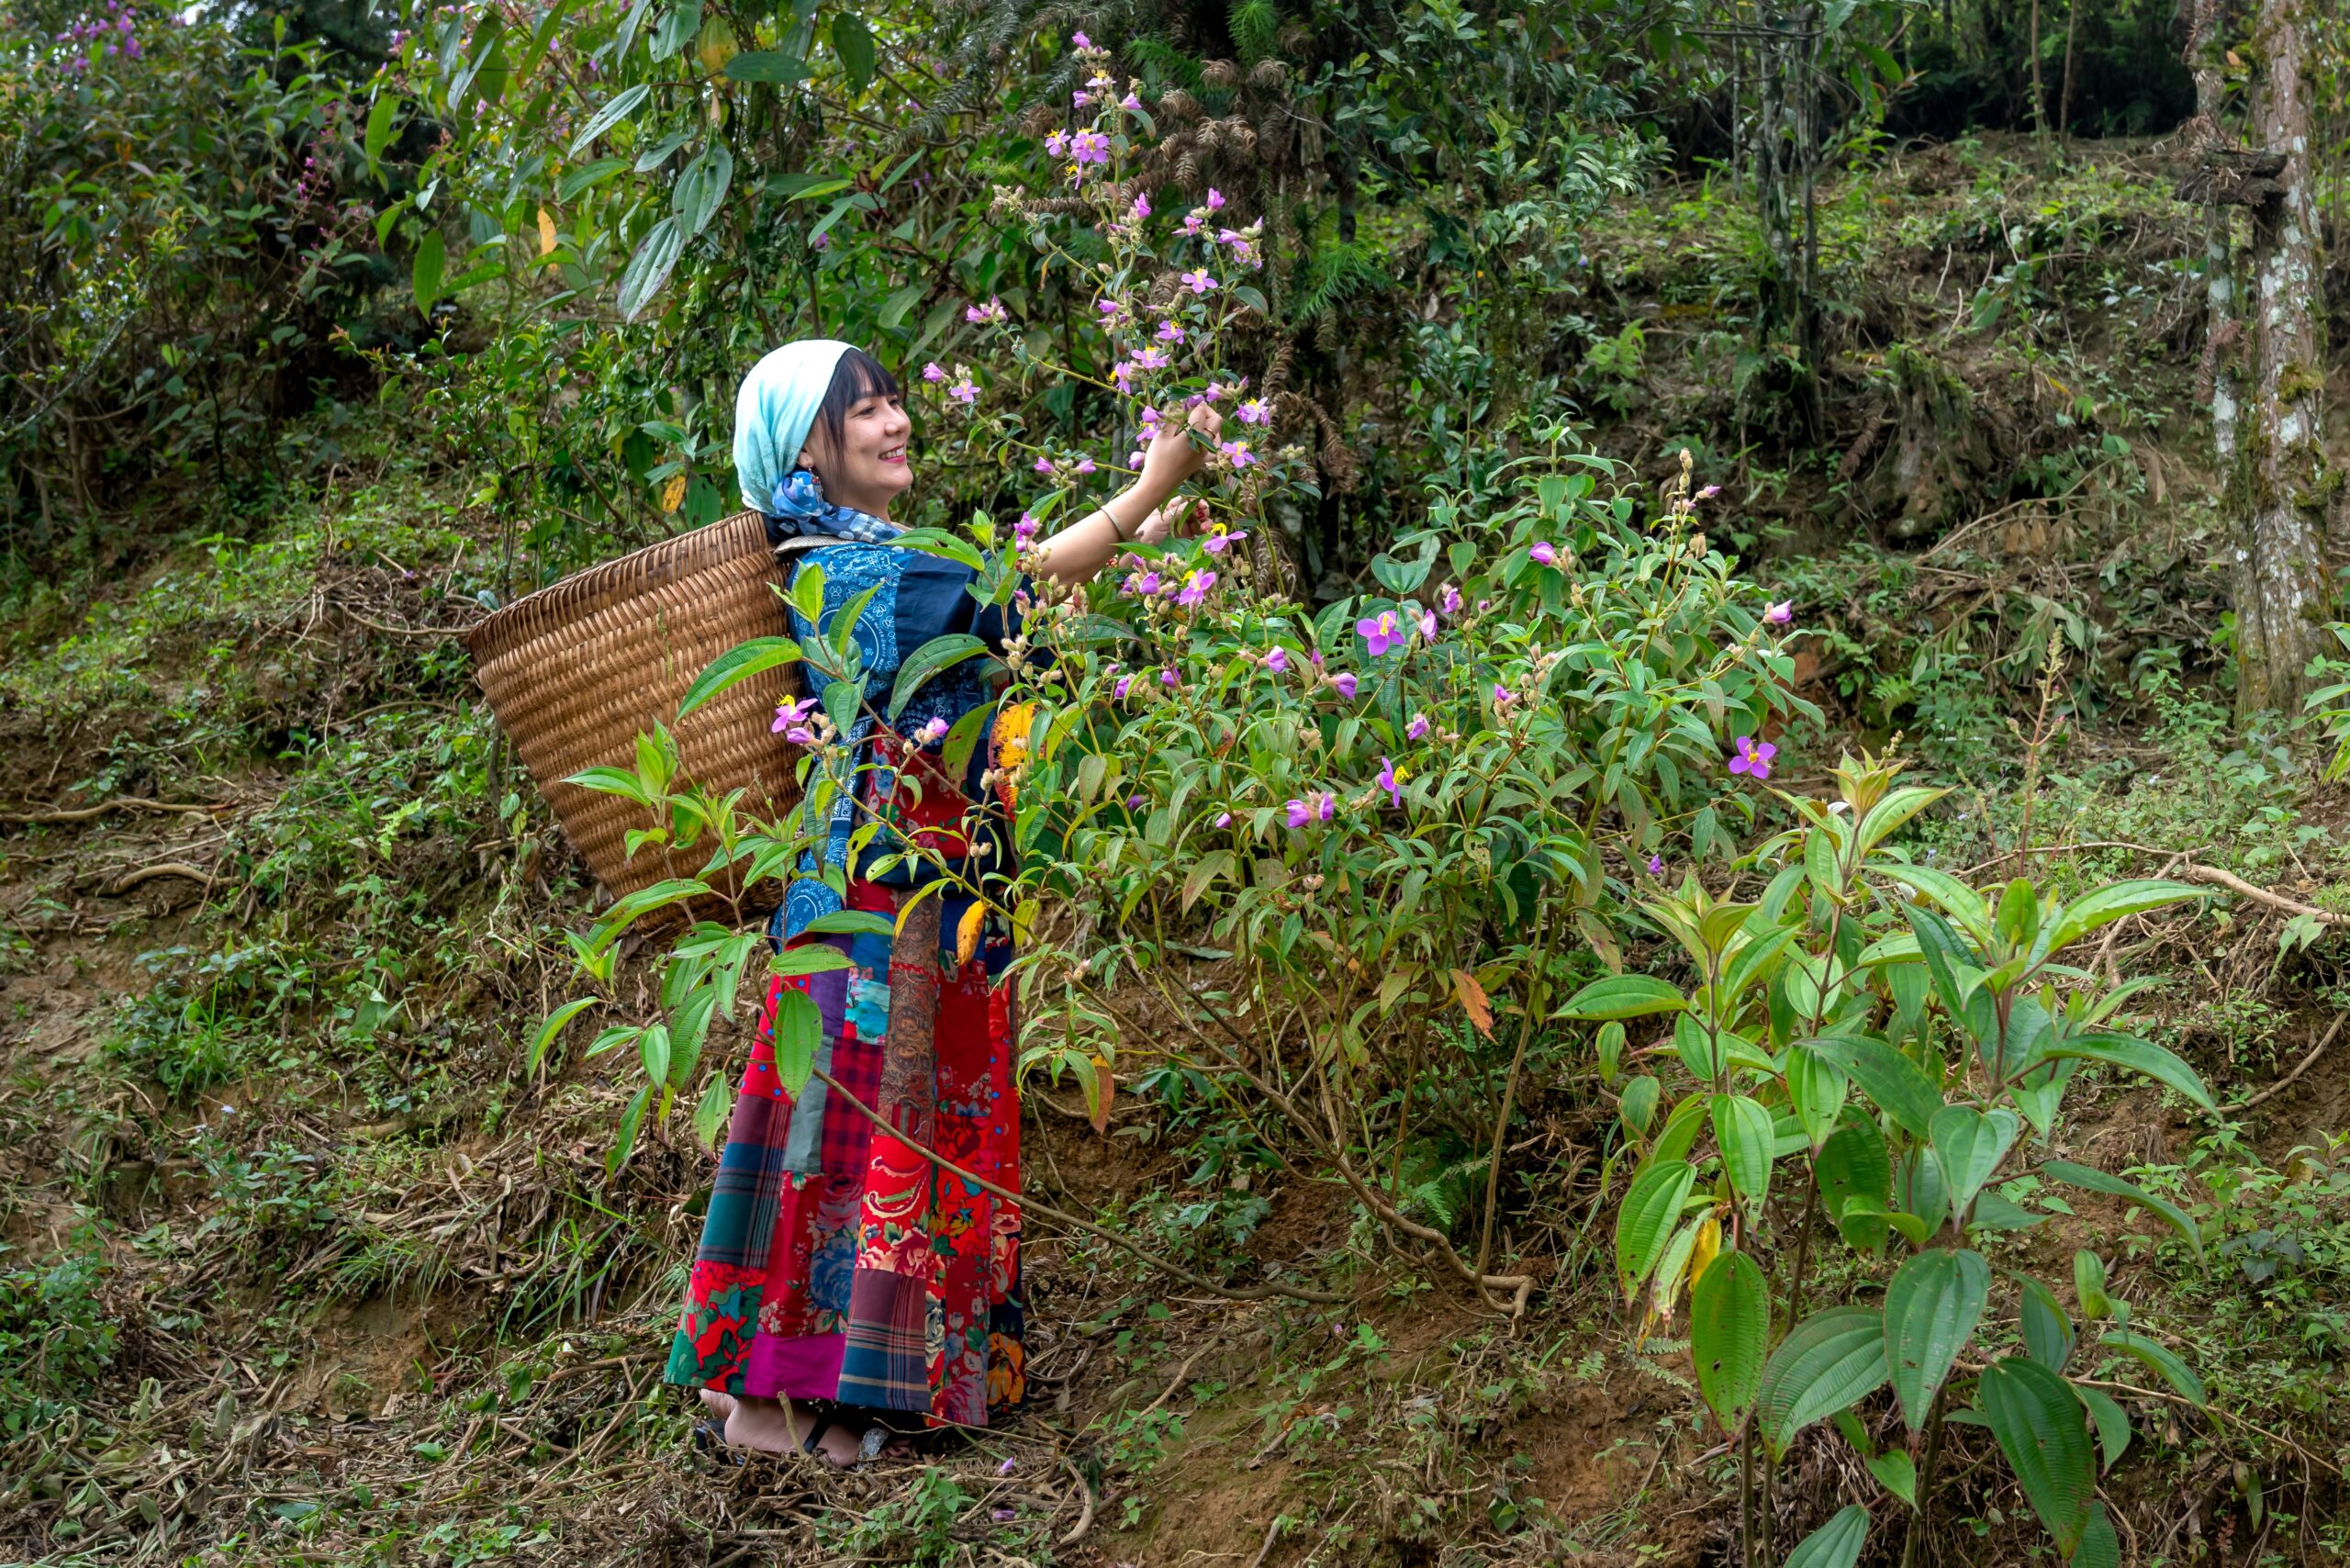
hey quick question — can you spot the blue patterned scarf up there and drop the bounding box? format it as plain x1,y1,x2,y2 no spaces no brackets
765,466,901,548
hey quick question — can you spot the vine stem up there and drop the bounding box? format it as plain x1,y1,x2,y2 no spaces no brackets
1475,916,1550,1281
1902,1382,1951,1568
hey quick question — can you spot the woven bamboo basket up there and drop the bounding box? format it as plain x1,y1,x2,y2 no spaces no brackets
466,510,798,918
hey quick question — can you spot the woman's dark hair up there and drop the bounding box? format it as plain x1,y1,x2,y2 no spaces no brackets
800,347,901,471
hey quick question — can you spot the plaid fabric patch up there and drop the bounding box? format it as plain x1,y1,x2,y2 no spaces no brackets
834,1265,934,1412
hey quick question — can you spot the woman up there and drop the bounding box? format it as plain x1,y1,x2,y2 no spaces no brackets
666,338,1214,1466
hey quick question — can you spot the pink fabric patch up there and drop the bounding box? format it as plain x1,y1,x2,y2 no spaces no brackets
741,1331,845,1401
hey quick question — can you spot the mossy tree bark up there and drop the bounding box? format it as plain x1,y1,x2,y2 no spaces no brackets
2233,0,2332,721
2188,0,2241,465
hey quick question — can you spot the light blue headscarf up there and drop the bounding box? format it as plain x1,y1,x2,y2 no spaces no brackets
733,338,852,515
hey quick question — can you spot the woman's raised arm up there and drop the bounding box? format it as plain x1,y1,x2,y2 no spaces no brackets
1026,402,1223,589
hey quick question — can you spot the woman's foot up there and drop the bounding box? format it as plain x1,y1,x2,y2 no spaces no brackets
701,1392,885,1469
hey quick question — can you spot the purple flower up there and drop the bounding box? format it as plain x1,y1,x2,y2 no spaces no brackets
1034,455,1055,474
1286,798,1310,828
1178,569,1215,608
1529,542,1557,566
1729,737,1776,780
1160,666,1179,689
1073,89,1092,106
1263,647,1289,673
1076,457,1096,475
1126,794,1146,809
948,373,978,404
1131,569,1162,596
1218,439,1255,468
1180,269,1218,296
998,1457,1017,1476
1096,294,1127,319
1696,484,1722,500
1331,672,1358,699
1377,756,1401,808
1046,129,1070,157
1357,611,1405,657
1493,684,1516,709
1205,187,1225,209
1647,854,1664,875
1200,528,1248,554
1135,345,1170,370
773,696,819,735
1440,583,1461,615
1114,675,1134,700
966,297,1007,324
1156,319,1185,342
1763,600,1794,625
810,231,830,251
1180,212,1204,237
1071,129,1111,164
915,716,951,745
1130,193,1151,218
1121,92,1142,109
922,362,946,383
1215,811,1232,827
1071,29,1090,46
1415,607,1438,642
1014,513,1040,541
1315,791,1335,822
1237,398,1270,426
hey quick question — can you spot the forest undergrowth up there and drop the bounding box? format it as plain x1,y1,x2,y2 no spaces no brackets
8,126,2350,1568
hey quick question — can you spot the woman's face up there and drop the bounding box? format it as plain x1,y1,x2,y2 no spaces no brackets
800,386,912,516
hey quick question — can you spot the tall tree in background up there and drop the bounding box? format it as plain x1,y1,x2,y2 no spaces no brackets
2232,0,2331,718
2188,0,2241,465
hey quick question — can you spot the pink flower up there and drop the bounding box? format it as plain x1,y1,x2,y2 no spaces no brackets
1160,666,1179,689
1200,528,1248,554
1215,812,1232,827
1263,647,1289,673
1135,345,1170,370
1156,320,1185,342
922,362,946,383
1073,89,1092,106
1181,269,1218,296
1130,193,1151,218
1014,514,1040,540
772,696,818,735
1046,129,1070,157
1493,684,1516,709
1121,92,1141,110
1071,130,1111,164
1358,611,1404,657
1218,439,1254,468
1034,456,1055,474
1076,457,1096,475
1315,791,1335,821
1130,570,1162,596
1205,187,1225,209
1696,484,1722,500
1729,737,1776,779
915,716,950,745
1237,398,1270,426
1285,798,1310,828
1181,212,1204,236
1763,600,1794,625
1440,583,1461,614
1178,569,1215,608
1529,543,1557,566
1114,675,1134,700
1096,294,1127,320
1071,29,1090,46
1331,672,1358,699
1415,607,1437,641
1647,854,1664,875
1377,756,1402,807
948,374,978,404
966,297,1007,324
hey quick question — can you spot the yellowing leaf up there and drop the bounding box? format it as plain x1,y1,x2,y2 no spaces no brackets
1086,1052,1115,1134
956,900,986,967
660,473,688,512
537,207,558,256
1690,1213,1722,1285
1450,968,1493,1037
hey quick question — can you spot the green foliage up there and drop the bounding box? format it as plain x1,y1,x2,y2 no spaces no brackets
0,1231,118,1435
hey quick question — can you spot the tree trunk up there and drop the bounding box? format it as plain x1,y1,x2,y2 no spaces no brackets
2193,0,2241,465
2029,0,2046,141
2233,0,2332,720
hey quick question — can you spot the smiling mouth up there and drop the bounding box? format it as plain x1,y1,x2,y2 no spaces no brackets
878,446,907,464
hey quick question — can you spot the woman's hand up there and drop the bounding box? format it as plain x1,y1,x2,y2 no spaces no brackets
1138,401,1225,490
1132,498,1206,546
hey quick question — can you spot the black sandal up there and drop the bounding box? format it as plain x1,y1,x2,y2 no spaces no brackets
799,1410,840,1460
691,1419,745,1467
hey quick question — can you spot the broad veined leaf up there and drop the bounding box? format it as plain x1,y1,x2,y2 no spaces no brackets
1876,863,1993,942
1799,1035,1942,1138
2042,879,2204,953
1181,849,1235,913
2075,1504,2121,1568
1560,973,1686,1020
609,1081,653,1173
2098,1329,2207,1406
1758,1305,1888,1457
1929,1104,2020,1226
1815,1122,1891,1222
1789,1045,1848,1148
2042,1031,2213,1110
724,49,808,84
364,91,399,176
1690,1249,1767,1428
616,216,686,320
1864,1449,1916,1508
1782,1504,1869,1568
1884,1248,1989,1430
801,909,894,936
672,143,734,237
829,10,876,92
637,1020,671,1086
769,945,856,977
1712,1093,1775,1204
527,997,598,1076
678,637,801,718
2041,1160,2204,1263
1855,785,1949,855
2018,1274,2074,1371
566,83,652,154
771,988,822,1095
1615,1159,1697,1303
2074,1383,2132,1472
887,633,989,719
691,1073,732,1148
1979,1356,2096,1555
411,228,445,314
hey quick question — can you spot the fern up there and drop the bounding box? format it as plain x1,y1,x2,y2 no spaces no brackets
1290,236,1391,325
1228,0,1278,63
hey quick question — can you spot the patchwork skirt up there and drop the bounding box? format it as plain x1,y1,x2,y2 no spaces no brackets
662,880,1025,1426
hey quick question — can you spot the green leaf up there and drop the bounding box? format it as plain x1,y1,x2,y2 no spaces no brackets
600,878,710,926
829,10,876,93
364,92,398,178
1789,1045,1848,1148
638,1021,671,1086
2041,1161,2204,1263
691,1073,733,1148
1783,1505,1869,1568
1929,1104,2020,1226
1865,1449,1916,1508
772,989,822,1095
1815,1122,1891,1222
1758,1306,1888,1457
770,946,856,977
1712,1093,1775,1204
2043,1031,2213,1110
2018,1274,2074,1372
527,997,598,1076
725,50,808,84
565,765,653,802
566,83,652,155
877,281,926,330
2074,1504,2121,1568
2074,1383,2131,1472
1181,849,1235,914
1619,1075,1661,1137
411,228,445,315
1799,1035,1942,1139
1560,974,1686,1021
1876,863,1993,942
616,217,687,320
672,143,734,238
1615,1159,1696,1303
2042,879,2204,952
608,1082,653,1173
1884,1249,1989,1430
679,638,802,719
887,633,989,720
801,910,893,936
557,156,631,200
1979,1356,2096,1555
2098,1329,2207,1406
1690,1250,1767,1429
